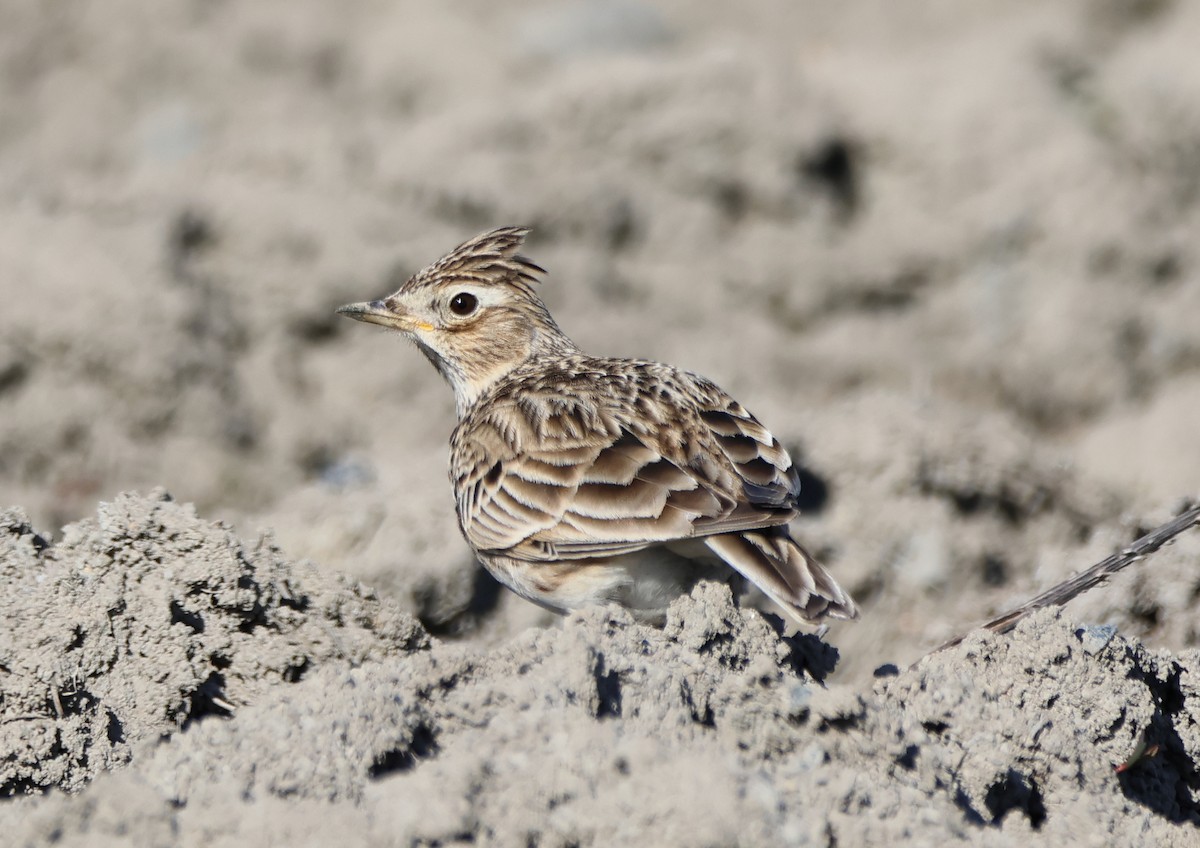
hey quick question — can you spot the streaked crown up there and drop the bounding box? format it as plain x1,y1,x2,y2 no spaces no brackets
399,226,546,299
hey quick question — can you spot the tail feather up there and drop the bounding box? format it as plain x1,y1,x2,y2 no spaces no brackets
704,528,858,623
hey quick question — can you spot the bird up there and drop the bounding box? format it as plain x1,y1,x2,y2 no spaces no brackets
336,227,858,626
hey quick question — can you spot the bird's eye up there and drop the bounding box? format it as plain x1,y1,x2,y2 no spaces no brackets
449,292,478,316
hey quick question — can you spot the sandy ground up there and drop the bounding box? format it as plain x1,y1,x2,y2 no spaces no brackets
2,0,1199,844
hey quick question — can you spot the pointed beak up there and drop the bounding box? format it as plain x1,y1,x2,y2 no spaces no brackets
336,299,429,333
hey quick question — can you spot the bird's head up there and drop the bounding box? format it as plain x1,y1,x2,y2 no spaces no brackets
337,227,576,413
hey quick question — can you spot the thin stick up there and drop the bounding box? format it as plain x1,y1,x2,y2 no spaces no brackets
923,502,1200,660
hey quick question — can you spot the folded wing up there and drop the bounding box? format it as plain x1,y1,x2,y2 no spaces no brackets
451,368,803,562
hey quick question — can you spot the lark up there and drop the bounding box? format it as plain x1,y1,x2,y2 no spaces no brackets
337,227,858,625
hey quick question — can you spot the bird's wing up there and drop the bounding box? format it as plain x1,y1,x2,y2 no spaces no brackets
450,365,802,562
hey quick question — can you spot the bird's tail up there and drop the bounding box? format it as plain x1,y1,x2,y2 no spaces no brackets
704,527,858,623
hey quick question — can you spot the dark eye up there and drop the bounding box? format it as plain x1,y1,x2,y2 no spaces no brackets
449,292,478,316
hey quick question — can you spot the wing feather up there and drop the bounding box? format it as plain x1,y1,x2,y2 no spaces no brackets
451,361,808,562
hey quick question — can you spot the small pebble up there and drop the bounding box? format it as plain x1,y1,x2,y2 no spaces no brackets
321,458,376,489
788,683,813,713
1076,624,1118,655
795,742,827,772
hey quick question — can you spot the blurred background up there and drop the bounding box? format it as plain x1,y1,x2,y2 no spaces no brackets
1,0,1198,682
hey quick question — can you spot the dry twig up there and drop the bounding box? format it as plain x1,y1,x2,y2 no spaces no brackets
924,502,1200,660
